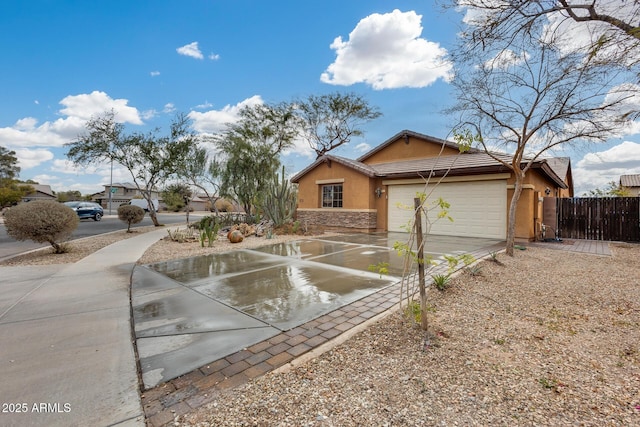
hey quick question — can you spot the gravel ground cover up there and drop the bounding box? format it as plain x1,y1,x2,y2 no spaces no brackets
178,243,640,427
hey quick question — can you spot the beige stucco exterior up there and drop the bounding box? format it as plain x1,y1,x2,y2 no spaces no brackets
293,131,572,240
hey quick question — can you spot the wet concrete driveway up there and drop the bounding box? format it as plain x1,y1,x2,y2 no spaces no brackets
132,233,501,389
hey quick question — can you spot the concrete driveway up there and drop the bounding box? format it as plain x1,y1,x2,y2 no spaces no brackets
132,233,502,389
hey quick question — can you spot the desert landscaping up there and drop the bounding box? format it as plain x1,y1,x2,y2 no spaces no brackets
2,224,639,426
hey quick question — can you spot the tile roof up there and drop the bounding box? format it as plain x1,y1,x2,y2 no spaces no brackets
369,152,514,177
290,154,377,182
620,174,640,187
290,131,568,189
543,157,571,181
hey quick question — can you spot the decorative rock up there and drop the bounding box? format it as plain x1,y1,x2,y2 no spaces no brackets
228,230,244,243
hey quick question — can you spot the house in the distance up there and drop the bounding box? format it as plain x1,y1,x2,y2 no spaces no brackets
92,182,161,211
291,130,573,241
21,184,57,202
620,174,640,196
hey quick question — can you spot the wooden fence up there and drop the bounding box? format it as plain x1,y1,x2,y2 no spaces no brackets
557,197,640,241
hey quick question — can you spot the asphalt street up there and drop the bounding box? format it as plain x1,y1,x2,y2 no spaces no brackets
0,212,202,260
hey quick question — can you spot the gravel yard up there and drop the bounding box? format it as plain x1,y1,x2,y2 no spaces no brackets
179,243,640,427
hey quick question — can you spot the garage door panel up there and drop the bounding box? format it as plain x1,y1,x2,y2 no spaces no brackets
388,181,506,239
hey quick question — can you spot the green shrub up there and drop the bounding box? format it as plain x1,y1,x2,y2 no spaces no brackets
117,204,145,232
199,221,220,247
4,200,79,253
431,273,451,291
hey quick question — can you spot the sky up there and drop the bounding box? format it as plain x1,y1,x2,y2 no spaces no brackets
1,0,639,197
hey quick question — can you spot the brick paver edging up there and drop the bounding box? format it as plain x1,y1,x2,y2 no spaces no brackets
141,244,503,427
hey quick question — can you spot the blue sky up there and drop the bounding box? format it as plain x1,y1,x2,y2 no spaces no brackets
1,1,639,196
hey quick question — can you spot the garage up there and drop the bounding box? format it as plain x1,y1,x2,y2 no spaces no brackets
387,179,507,239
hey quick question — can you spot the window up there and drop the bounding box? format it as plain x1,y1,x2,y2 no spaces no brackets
322,184,343,208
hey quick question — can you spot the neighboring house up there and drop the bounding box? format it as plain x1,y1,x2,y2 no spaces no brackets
544,157,573,198
92,182,161,210
291,130,573,241
21,184,56,202
620,174,640,196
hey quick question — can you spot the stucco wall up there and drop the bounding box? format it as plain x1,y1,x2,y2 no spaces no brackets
362,135,460,164
296,160,372,210
507,169,564,240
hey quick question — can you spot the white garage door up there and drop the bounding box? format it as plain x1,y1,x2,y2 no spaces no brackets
387,180,507,239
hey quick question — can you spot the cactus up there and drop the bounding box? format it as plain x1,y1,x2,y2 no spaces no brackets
262,166,298,226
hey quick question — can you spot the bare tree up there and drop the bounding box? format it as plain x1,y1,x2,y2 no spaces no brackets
296,92,382,158
448,29,635,255
66,111,200,226
448,1,640,67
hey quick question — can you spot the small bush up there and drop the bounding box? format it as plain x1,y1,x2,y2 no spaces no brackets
214,198,234,212
167,227,197,243
117,204,145,232
4,200,79,253
431,273,451,291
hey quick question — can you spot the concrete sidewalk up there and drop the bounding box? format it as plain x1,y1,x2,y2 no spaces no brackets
0,228,168,427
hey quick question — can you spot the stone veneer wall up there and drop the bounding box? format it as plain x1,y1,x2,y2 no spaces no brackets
296,209,377,230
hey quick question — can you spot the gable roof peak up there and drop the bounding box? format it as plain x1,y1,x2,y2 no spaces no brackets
357,129,478,162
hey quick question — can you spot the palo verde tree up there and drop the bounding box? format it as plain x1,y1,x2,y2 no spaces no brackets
296,92,382,158
66,111,200,226
177,145,224,213
447,5,638,256
213,102,298,215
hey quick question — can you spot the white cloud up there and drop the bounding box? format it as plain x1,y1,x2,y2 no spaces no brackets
0,91,144,151
208,53,220,60
188,95,264,133
543,1,640,65
0,119,73,148
150,71,160,77
14,148,54,169
355,142,371,153
51,159,132,184
32,174,58,183
163,103,176,114
282,137,315,159
141,109,157,120
177,42,204,59
321,9,453,90
484,49,530,69
59,91,143,124
51,159,91,175
573,140,640,194
194,101,213,110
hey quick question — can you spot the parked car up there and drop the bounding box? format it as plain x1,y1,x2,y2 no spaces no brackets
63,201,104,221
